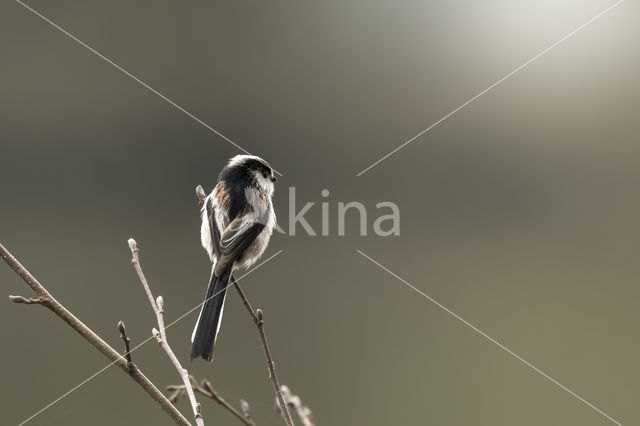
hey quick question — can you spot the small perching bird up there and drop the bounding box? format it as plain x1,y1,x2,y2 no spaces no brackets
191,155,277,362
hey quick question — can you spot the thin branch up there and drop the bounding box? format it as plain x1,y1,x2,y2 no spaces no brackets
1,242,191,426
117,321,133,368
168,388,187,404
232,279,295,426
9,295,44,304
128,238,204,426
168,376,255,426
200,378,255,426
196,184,295,426
277,385,315,426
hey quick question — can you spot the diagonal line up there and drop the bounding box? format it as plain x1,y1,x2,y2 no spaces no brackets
356,249,623,426
356,0,625,176
17,249,284,426
15,0,283,176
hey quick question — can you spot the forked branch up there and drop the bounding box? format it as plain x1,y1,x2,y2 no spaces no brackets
128,238,204,426
167,375,256,426
1,242,191,426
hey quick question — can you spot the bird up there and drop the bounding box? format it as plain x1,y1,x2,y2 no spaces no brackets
191,154,277,362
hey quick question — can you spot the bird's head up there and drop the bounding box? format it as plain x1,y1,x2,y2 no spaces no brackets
226,154,277,197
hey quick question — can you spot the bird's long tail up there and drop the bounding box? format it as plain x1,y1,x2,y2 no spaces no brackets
190,268,231,362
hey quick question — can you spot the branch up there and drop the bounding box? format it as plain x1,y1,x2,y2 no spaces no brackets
168,388,187,404
8,295,44,304
200,377,255,426
1,242,191,426
277,385,315,426
232,279,295,426
196,184,295,426
117,321,133,368
168,376,256,426
128,238,204,426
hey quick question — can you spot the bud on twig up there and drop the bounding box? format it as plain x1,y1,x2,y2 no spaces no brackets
201,379,213,394
156,296,164,312
196,185,207,205
240,399,250,414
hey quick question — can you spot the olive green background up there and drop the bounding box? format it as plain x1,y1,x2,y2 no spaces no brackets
1,1,638,425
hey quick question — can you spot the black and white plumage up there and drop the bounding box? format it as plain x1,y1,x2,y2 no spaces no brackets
191,154,277,362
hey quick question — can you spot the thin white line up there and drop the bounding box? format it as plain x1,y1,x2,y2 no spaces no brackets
356,249,623,426
17,249,284,426
356,0,625,176
14,0,283,176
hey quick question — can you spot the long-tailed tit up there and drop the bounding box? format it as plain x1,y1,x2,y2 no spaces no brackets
191,154,277,361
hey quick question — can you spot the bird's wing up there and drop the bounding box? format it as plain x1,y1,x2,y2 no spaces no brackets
213,216,266,276
207,198,223,259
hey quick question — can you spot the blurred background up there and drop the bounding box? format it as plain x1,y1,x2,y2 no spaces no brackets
1,0,638,425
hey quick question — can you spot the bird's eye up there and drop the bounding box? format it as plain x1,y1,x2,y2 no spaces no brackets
262,172,268,178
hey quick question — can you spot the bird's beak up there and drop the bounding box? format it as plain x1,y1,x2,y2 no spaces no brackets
271,176,277,182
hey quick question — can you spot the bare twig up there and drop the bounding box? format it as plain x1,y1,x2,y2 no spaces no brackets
117,320,133,369
196,184,295,426
200,378,255,426
8,295,44,304
128,238,204,426
168,388,187,404
277,385,315,426
232,280,295,426
1,242,191,426
168,376,255,426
